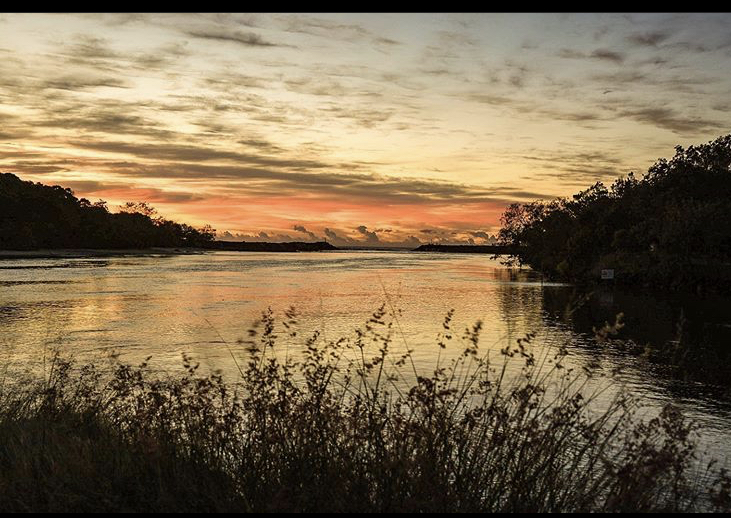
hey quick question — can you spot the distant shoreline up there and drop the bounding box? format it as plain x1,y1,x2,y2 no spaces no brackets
208,241,338,253
412,244,517,254
0,248,209,259
0,242,517,259
0,241,339,259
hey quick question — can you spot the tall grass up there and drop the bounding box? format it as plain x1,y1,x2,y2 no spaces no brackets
0,304,729,512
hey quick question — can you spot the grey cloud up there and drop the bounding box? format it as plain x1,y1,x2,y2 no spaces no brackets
60,180,207,204
77,13,151,27
237,138,283,153
4,149,552,206
591,70,704,87
618,107,725,134
67,139,331,170
469,231,490,239
628,31,670,47
558,48,625,63
590,49,625,63
356,225,380,244
275,15,370,42
516,149,628,187
201,72,266,91
132,43,191,70
185,29,287,48
36,108,175,139
65,35,119,60
324,228,356,246
467,92,608,127
0,130,28,139
558,49,585,59
322,104,394,128
293,224,317,240
374,37,400,46
42,75,129,91
59,33,190,73
2,161,68,174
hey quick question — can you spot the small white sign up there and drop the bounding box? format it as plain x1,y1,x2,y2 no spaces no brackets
601,269,615,280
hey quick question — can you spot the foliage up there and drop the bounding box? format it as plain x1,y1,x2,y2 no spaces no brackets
497,134,731,291
0,307,728,512
0,173,215,250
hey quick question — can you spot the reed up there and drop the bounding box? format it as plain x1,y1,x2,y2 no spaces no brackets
0,304,728,512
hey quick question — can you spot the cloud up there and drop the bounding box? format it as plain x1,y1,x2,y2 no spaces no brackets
275,15,370,42
42,75,129,91
557,48,625,63
323,227,356,246
617,106,726,134
374,37,400,46
590,49,625,63
293,224,317,240
627,31,670,47
56,180,208,204
185,29,287,48
356,225,380,244
67,139,331,170
34,108,176,139
516,149,629,187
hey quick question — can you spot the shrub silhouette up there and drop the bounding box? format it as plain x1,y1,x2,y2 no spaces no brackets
0,306,728,512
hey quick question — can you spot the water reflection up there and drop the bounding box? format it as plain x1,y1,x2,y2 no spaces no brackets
0,251,730,461
540,285,731,391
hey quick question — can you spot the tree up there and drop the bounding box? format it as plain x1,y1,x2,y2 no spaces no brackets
496,134,731,292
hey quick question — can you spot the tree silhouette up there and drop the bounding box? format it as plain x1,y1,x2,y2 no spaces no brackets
497,134,731,292
0,173,215,250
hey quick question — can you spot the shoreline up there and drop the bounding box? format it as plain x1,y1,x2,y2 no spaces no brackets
0,248,209,259
0,245,517,259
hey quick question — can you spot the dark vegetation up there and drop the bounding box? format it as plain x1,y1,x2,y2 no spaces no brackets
497,134,731,292
0,307,729,512
0,173,215,250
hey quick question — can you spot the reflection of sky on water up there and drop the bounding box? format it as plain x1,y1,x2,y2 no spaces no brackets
1,250,730,467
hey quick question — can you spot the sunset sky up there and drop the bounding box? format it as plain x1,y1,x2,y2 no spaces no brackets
1,13,730,246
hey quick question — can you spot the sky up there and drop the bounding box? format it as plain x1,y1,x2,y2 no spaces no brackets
1,13,730,246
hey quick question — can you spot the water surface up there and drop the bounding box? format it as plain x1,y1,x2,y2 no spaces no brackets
1,250,730,464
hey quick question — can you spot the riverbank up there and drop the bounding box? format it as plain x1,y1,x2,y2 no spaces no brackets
0,241,340,259
0,248,208,259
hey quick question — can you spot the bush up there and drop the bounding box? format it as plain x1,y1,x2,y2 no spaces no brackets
0,306,728,512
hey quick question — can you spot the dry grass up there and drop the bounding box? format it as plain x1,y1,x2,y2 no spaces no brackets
0,304,729,512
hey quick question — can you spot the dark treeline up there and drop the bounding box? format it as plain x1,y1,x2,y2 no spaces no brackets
497,134,731,292
0,173,215,250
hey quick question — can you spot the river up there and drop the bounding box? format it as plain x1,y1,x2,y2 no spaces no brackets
1,250,730,468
